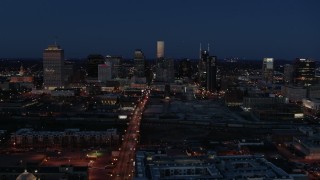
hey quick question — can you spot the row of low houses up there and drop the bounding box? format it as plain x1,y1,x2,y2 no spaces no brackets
10,128,119,148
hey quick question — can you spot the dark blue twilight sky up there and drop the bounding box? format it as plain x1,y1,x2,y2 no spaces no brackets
0,0,319,60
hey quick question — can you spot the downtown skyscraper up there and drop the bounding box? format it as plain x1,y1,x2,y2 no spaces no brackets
43,44,64,90
262,58,274,83
155,41,174,83
134,49,146,77
198,49,209,89
206,56,217,92
293,58,316,86
86,54,105,79
198,44,217,92
157,41,164,59
98,62,112,83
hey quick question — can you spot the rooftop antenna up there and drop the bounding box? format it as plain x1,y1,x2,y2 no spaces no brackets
199,43,202,59
208,43,210,53
54,36,58,45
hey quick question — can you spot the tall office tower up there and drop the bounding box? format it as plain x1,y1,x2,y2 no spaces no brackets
98,62,112,83
43,44,64,90
262,58,274,83
86,54,105,79
106,56,122,78
134,49,145,77
145,61,153,85
157,41,165,59
284,64,293,84
206,56,217,92
178,59,193,79
293,58,316,86
155,59,175,83
198,49,209,89
64,61,75,84
166,59,175,82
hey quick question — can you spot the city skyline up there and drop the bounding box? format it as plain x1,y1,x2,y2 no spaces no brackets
1,1,320,179
0,0,319,60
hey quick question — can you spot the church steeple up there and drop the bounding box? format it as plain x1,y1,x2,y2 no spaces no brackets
19,64,24,76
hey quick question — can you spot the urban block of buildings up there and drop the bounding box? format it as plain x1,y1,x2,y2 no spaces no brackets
135,152,294,180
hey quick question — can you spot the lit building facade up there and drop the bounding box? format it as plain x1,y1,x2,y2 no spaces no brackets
43,44,64,90
262,58,274,83
10,76,33,83
106,56,122,78
98,62,112,83
134,49,145,77
293,58,316,86
157,41,164,59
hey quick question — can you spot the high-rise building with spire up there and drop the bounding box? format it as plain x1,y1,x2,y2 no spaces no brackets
198,44,210,89
198,43,217,91
43,44,64,90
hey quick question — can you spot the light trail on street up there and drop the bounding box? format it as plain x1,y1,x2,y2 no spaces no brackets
111,90,149,179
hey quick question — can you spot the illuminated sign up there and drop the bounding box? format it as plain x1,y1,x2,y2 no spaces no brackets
294,114,304,119
118,115,127,119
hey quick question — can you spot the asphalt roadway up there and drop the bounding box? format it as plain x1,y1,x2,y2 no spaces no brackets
112,92,149,179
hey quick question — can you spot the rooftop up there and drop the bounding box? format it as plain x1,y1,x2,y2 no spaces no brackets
136,152,293,180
